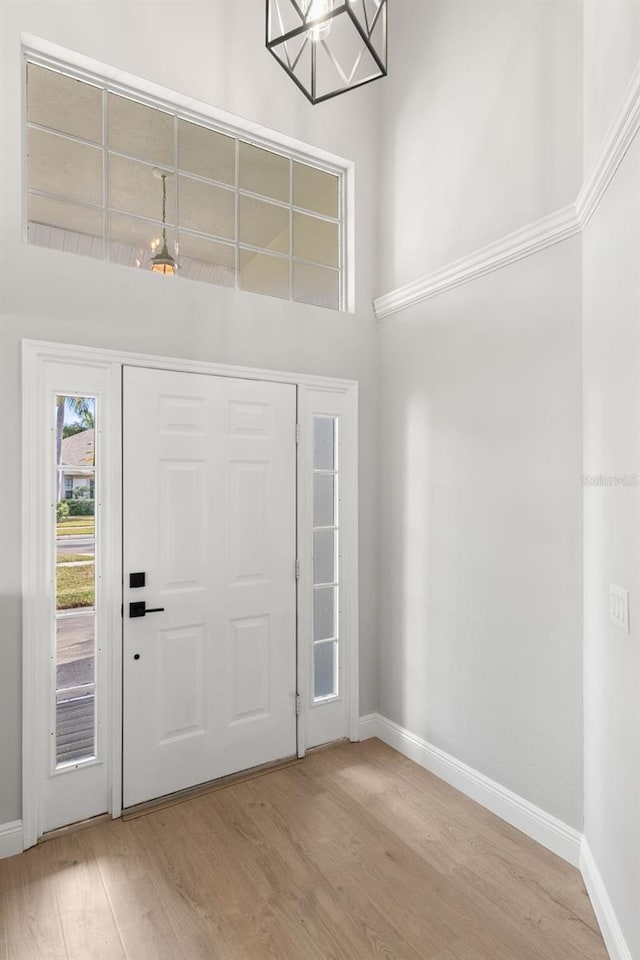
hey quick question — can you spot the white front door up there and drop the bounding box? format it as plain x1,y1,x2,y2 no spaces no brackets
122,366,297,808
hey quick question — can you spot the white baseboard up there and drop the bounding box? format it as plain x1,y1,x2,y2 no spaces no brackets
0,819,23,859
581,841,632,960
359,713,581,867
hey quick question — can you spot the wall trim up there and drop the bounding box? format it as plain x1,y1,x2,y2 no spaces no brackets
359,714,581,867
373,205,581,321
581,841,632,960
0,820,23,860
576,62,640,229
374,60,640,321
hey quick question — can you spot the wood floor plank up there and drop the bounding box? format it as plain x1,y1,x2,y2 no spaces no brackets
44,833,126,960
0,741,608,960
0,844,67,960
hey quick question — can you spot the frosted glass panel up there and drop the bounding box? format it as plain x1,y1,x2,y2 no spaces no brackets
294,162,338,218
109,214,177,270
294,262,339,310
313,474,335,527
179,176,235,239
178,119,235,184
179,233,235,287
108,93,174,166
293,213,339,268
314,641,336,699
109,155,176,223
314,587,335,642
28,128,103,205
314,529,336,586
239,250,289,300
239,142,289,202
239,196,289,254
313,417,335,471
27,64,103,143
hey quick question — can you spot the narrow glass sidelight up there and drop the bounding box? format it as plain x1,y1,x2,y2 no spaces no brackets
312,415,339,701
54,395,97,766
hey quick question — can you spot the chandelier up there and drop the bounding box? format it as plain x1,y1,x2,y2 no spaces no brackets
266,0,388,105
149,169,178,276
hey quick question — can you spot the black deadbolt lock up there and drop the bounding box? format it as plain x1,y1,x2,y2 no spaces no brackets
129,571,146,588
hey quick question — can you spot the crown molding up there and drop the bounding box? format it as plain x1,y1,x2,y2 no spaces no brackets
373,205,581,321
577,61,640,229
374,60,640,322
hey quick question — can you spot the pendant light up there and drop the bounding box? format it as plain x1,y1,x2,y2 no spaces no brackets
266,0,388,105
149,169,178,276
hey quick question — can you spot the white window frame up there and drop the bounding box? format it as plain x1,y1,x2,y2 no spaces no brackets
22,339,359,849
21,34,356,313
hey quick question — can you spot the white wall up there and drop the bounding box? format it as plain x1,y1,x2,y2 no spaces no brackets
377,0,583,295
376,0,585,828
582,5,640,956
377,239,584,826
0,0,380,825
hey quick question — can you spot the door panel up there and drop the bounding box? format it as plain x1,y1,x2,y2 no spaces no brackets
123,366,296,808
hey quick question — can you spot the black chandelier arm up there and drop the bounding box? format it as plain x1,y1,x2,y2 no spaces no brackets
345,2,387,77
266,4,347,50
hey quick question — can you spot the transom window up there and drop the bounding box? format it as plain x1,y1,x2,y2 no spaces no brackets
25,60,345,310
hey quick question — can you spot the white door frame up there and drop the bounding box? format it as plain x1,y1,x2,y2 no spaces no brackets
22,338,359,850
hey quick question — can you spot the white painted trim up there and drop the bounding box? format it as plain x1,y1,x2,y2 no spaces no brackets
22,340,357,394
581,840,633,960
359,714,581,867
577,62,640,229
374,58,640,320
374,205,581,320
358,713,379,739
0,820,23,860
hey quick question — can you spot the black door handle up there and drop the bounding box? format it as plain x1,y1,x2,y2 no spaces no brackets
129,601,165,618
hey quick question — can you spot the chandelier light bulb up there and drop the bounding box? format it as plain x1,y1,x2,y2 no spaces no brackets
308,0,333,42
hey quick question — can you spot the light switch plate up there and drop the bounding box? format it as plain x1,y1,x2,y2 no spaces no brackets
609,584,630,633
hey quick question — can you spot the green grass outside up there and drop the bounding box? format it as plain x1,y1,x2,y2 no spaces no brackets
57,553,92,564
56,563,95,609
57,516,95,538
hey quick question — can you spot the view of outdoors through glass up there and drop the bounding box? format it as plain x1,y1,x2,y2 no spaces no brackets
55,394,97,765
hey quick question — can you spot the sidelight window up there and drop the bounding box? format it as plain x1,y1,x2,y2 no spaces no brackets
25,58,346,310
312,415,339,701
54,395,98,766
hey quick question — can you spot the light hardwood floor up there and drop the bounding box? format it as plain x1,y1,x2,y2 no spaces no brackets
0,739,607,960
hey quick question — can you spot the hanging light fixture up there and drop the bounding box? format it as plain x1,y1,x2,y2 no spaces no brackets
149,169,178,276
266,0,387,105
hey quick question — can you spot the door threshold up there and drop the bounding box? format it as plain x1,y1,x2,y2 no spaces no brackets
39,812,111,844
122,754,301,821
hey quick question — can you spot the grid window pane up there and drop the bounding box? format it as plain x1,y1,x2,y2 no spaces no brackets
28,196,103,259
108,93,174,166
314,416,335,471
239,142,290,202
109,214,177,270
179,176,235,239
314,587,336,642
239,196,290,254
239,250,289,300
314,529,336,586
109,155,176,223
27,64,103,144
56,614,95,690
294,162,339,218
28,128,103,206
314,641,337,699
179,233,235,287
178,119,235,184
294,262,339,310
25,61,344,308
313,474,335,528
294,212,339,268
